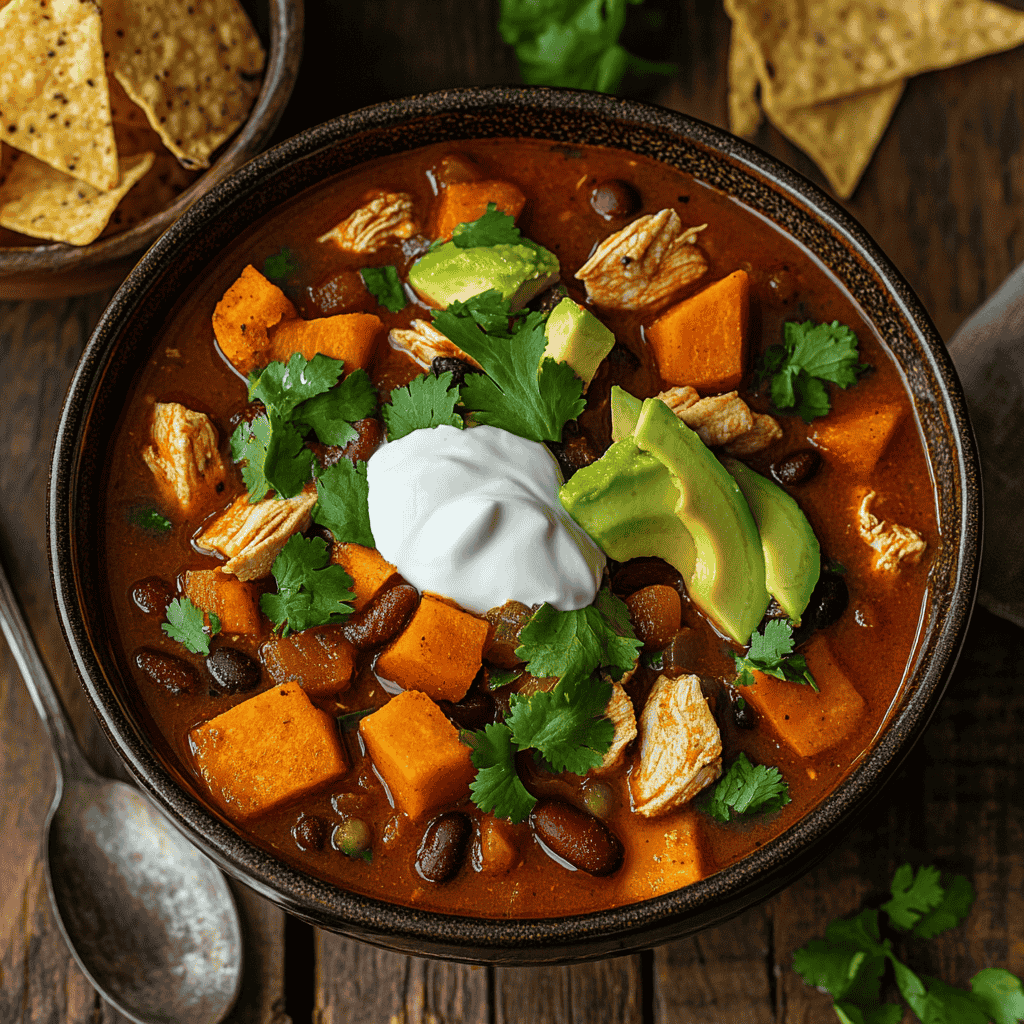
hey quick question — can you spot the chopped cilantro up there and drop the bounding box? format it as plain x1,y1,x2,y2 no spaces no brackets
732,618,818,691
336,707,375,732
129,507,172,533
260,534,356,636
359,265,407,313
262,247,298,283
230,413,314,501
448,289,528,336
466,722,536,823
312,460,375,547
700,753,790,822
161,597,219,655
382,371,463,441
249,353,344,419
756,320,868,422
485,666,523,692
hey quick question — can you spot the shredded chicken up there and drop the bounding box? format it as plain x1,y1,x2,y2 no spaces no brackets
593,683,638,775
575,209,707,310
656,386,781,454
196,488,317,581
141,402,228,516
856,491,927,572
630,674,722,818
388,318,483,370
318,190,417,253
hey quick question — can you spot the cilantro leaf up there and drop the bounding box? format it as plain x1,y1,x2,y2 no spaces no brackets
129,507,172,533
162,596,219,655
296,368,378,447
911,874,975,940
732,618,818,691
312,460,375,547
336,708,375,732
893,963,992,1024
382,371,463,441
834,1003,904,1024
882,864,946,932
448,289,528,336
485,666,523,691
971,969,1024,1024
260,534,356,635
262,247,298,283
447,204,548,262
793,909,890,1004
359,265,407,313
700,752,791,823
249,353,345,419
230,414,273,500
465,722,536,823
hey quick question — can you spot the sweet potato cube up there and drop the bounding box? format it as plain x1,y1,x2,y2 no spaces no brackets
190,683,349,821
374,595,488,702
810,401,905,477
744,637,865,756
647,269,749,392
212,265,298,375
614,810,704,902
184,569,261,635
261,626,356,698
359,689,475,819
434,179,527,240
625,585,682,651
330,542,397,612
268,312,383,372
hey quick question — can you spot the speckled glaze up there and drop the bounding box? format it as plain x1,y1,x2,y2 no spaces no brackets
49,88,982,964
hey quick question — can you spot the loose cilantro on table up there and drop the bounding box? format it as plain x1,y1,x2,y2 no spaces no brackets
382,371,463,441
793,864,1024,1024
359,265,407,313
129,507,172,533
732,618,818,691
756,320,868,422
700,752,790,823
162,597,220,655
260,534,356,636
312,459,375,548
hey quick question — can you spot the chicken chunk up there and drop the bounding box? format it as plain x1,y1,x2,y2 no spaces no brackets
141,402,229,516
575,209,707,310
593,683,638,775
388,318,483,370
630,674,722,818
318,190,417,253
196,488,317,581
656,387,781,454
856,491,927,572
722,413,784,456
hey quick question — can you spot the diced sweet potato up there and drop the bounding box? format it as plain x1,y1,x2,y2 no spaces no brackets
268,312,383,371
743,637,865,756
190,683,349,821
261,626,356,698
212,265,298,375
375,595,489,703
613,810,704,902
359,689,475,819
434,179,527,240
184,568,261,635
647,269,749,392
810,401,905,477
330,543,397,612
625,585,682,651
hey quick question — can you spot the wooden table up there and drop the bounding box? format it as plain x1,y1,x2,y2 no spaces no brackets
3,2,1023,1021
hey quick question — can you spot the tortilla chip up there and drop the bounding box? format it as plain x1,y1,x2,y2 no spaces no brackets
0,150,154,244
728,19,763,137
0,0,119,191
103,0,265,170
729,0,1024,110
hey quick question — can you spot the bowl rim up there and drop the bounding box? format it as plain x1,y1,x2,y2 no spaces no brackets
49,85,982,962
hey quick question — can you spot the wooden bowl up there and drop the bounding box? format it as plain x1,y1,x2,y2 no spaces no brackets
49,87,982,963
0,0,303,301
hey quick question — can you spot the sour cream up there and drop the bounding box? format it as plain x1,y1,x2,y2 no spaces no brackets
366,425,606,614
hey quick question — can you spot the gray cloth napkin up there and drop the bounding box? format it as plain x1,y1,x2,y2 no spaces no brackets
947,262,1024,629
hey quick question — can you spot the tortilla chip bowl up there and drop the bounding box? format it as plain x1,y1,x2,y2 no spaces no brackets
0,0,301,301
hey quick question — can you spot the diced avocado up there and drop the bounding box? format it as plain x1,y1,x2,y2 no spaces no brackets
722,458,821,624
542,298,615,387
610,385,642,442
407,241,560,310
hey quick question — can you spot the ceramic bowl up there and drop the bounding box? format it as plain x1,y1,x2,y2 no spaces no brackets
0,0,303,301
49,87,981,963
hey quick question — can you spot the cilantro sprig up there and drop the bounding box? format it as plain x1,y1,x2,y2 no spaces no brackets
700,753,790,822
793,864,1024,1024
732,619,818,691
359,265,407,313
447,204,549,261
162,596,220,655
312,460,375,547
755,320,868,422
382,371,463,441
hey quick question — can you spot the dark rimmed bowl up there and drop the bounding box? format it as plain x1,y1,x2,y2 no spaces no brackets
49,86,981,963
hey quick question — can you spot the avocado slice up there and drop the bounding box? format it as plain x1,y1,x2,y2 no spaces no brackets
722,458,821,624
542,298,615,387
407,241,560,310
610,385,642,442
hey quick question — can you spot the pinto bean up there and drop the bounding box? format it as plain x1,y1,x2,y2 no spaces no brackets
771,449,822,486
437,688,495,731
415,813,472,883
206,646,261,694
343,584,418,650
292,813,329,852
589,180,640,219
134,648,200,696
131,577,174,616
530,799,623,876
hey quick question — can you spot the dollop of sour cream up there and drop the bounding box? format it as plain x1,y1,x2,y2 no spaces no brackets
366,424,606,614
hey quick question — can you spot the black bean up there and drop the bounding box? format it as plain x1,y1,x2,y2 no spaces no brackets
437,688,495,731
732,692,758,730
547,420,600,480
131,577,174,616
771,449,822,487
415,813,472,883
343,584,418,651
431,356,482,390
315,417,385,468
292,813,329,852
589,180,641,219
530,799,623,876
791,570,849,646
206,646,261,694
134,648,200,696
531,287,567,315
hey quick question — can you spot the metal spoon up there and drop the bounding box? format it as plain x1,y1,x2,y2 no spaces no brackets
0,557,243,1024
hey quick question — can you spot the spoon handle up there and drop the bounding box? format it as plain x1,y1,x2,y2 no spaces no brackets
0,554,94,784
